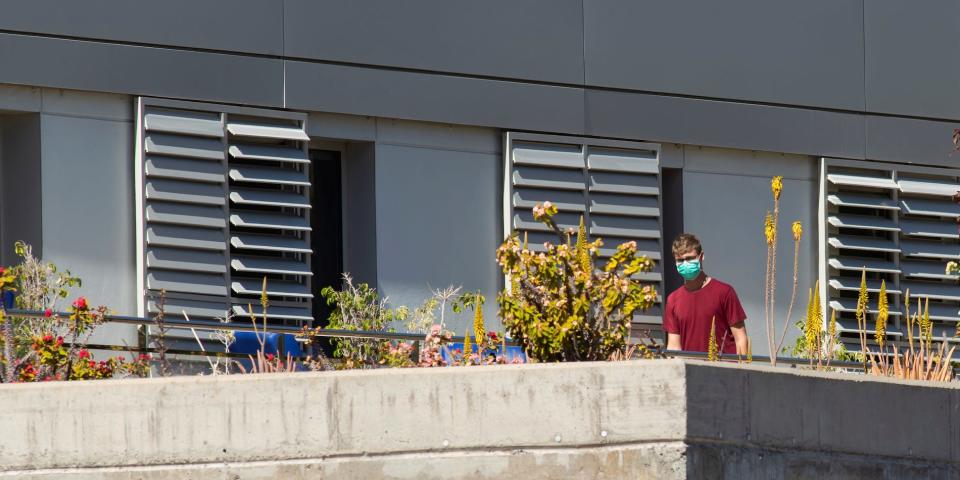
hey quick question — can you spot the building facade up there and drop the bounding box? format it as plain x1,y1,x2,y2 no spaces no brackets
0,1,958,355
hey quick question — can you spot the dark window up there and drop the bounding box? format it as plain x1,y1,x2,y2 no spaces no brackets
309,149,344,328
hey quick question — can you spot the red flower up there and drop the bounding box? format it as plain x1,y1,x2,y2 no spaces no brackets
72,297,88,310
77,350,91,359
43,308,53,318
265,353,276,361
137,354,151,362
56,336,64,346
42,334,53,343
0,267,6,275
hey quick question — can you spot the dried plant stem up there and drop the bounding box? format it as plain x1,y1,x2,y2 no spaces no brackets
775,239,801,358
1,311,13,383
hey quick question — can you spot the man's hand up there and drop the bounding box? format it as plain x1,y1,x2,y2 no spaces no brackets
730,322,749,356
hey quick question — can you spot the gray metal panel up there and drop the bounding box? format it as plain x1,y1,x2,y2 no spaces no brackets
865,116,960,169
146,271,228,296
146,248,227,274
0,0,282,55
864,0,960,120
0,33,283,107
283,0,584,84
585,90,866,160
284,60,585,134
146,157,225,183
145,202,226,229
584,0,864,110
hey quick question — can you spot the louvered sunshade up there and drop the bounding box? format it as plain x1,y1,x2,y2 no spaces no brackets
504,132,663,325
820,158,960,350
136,98,312,325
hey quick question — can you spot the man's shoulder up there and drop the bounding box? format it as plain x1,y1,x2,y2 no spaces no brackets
708,278,736,294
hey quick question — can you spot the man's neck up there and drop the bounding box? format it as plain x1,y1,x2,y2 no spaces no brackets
683,272,709,291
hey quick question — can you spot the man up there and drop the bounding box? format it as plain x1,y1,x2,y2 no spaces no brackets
664,233,749,356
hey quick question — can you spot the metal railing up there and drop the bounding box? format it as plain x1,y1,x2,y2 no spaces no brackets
663,349,867,371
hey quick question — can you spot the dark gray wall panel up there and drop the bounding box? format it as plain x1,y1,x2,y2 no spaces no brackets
865,1,960,120
0,34,283,107
584,0,864,111
0,0,282,55
865,116,960,169
285,61,585,134
586,90,865,159
283,0,584,84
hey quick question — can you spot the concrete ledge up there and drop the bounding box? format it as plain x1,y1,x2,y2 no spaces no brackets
1,360,958,479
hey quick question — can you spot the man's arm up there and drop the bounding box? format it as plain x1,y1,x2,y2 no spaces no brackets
729,322,749,356
666,333,681,351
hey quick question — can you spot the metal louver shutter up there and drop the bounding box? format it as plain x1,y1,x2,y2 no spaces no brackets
136,98,312,326
504,132,663,328
820,158,960,351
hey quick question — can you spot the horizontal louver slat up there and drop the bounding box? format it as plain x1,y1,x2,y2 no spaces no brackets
232,304,313,321
147,270,228,296
512,142,582,168
590,214,660,239
901,260,957,281
228,165,309,186
231,279,312,298
900,281,960,302
899,178,960,196
226,122,309,141
145,202,226,229
144,133,224,161
146,247,226,274
228,144,309,164
587,148,658,174
146,179,225,206
826,173,897,189
899,197,960,218
231,256,311,276
588,171,659,196
828,299,902,316
511,189,585,212
900,218,960,239
146,225,226,251
145,156,224,183
147,297,229,320
144,108,222,137
827,257,900,274
231,233,310,253
826,192,899,210
230,211,310,231
589,193,659,217
512,166,584,191
828,278,902,294
826,214,898,231
900,239,960,260
827,235,899,253
229,188,310,209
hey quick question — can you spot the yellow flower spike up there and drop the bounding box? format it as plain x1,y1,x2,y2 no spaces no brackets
463,328,473,361
707,316,719,361
771,176,783,200
875,280,888,349
764,212,776,246
473,299,486,350
791,221,802,242
828,308,837,342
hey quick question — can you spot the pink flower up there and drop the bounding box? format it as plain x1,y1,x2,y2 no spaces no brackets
72,297,88,310
430,324,441,335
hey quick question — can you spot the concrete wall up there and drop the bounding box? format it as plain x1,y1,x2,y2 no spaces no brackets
1,360,958,479
681,147,816,355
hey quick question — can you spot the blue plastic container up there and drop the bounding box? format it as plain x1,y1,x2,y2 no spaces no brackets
2,290,16,309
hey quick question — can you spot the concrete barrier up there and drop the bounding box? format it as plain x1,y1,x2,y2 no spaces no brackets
0,360,957,479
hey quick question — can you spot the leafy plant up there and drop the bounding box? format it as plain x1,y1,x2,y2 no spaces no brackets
496,203,658,362
316,274,405,369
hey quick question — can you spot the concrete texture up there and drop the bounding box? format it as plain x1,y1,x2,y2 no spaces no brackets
1,360,958,479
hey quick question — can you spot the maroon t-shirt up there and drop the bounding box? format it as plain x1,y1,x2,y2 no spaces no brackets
663,279,746,354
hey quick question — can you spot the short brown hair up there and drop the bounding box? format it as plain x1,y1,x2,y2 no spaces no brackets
672,233,702,258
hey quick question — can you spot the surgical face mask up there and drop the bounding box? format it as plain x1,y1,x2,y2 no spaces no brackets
676,258,702,281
